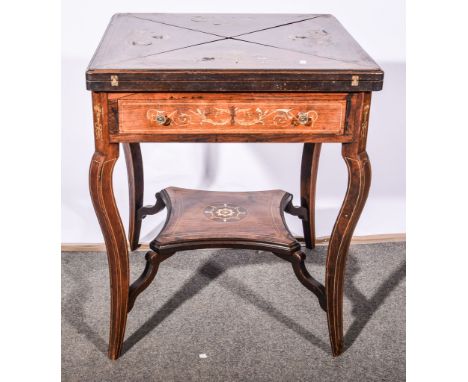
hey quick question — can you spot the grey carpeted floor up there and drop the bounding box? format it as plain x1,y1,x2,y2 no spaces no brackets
62,243,405,382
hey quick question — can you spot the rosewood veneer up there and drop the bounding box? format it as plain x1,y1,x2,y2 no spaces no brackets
86,13,383,360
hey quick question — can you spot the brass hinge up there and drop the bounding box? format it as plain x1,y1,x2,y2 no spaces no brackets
110,75,119,87
351,75,359,86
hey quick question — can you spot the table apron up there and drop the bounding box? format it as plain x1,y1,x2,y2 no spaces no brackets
107,92,356,143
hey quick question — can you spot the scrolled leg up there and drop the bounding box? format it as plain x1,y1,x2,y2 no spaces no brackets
128,251,173,312
89,92,129,360
90,151,129,360
325,93,372,356
291,251,327,311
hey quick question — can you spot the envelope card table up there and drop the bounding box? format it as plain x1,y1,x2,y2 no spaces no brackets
86,13,383,360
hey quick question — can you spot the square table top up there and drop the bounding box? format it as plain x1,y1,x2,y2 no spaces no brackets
86,13,383,92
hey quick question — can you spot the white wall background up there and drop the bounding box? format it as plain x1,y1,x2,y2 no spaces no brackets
62,0,405,243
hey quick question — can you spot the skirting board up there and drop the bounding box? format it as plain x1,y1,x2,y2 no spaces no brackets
61,233,406,252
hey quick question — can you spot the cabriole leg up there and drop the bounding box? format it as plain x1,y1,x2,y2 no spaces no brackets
89,92,129,360
325,93,372,356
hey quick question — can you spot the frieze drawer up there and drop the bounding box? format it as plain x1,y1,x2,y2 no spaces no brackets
116,93,349,136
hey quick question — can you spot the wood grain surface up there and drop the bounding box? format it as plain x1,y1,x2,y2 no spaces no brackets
61,234,406,252
117,93,347,136
325,92,373,356
86,13,383,92
123,143,144,251
150,187,300,255
85,12,384,361
89,92,129,360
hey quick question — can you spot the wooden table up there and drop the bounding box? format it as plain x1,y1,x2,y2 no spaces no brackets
86,13,383,360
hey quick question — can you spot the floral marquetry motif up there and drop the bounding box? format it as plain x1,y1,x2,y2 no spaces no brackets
203,203,248,222
117,94,349,136
146,105,320,127
151,187,300,251
87,12,383,361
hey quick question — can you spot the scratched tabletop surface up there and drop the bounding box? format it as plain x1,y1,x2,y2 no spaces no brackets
86,14,383,92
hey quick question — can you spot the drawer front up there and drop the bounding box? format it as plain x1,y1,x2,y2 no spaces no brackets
117,94,348,136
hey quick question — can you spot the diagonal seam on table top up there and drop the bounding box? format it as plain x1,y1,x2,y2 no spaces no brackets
232,15,323,38
129,14,228,38
128,14,324,40
97,38,228,68
232,38,370,67
99,14,328,68
99,36,368,70
95,14,227,68
95,14,369,69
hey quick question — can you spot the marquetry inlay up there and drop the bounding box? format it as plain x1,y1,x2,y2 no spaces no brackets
86,12,384,361
147,107,319,127
360,102,371,147
203,203,248,222
116,94,348,136
93,104,103,139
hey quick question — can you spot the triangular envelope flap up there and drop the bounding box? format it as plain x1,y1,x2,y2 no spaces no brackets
240,15,379,70
90,14,220,69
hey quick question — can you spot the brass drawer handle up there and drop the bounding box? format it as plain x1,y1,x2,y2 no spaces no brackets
155,114,169,125
145,108,320,128
296,112,309,125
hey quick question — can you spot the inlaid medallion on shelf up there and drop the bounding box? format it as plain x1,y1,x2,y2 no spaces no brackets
203,203,248,222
